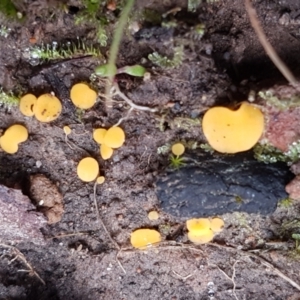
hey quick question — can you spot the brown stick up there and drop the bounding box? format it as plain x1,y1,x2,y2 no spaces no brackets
245,0,298,86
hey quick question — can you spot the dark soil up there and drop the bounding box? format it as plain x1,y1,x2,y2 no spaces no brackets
1,1,300,299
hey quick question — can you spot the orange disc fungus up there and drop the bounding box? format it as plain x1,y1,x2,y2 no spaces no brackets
77,157,99,182
210,218,225,233
70,83,97,109
148,211,159,220
103,126,125,149
0,124,28,154
202,102,264,153
130,229,161,249
93,128,107,144
19,94,37,117
34,94,62,122
186,218,214,244
100,144,114,160
171,143,185,156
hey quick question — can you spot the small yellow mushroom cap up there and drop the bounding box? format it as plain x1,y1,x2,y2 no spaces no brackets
210,218,224,233
63,125,72,135
171,143,185,156
34,94,62,122
93,128,107,144
77,157,99,182
96,176,105,184
100,144,114,160
186,218,214,244
202,102,264,153
70,83,97,109
0,124,28,154
186,218,211,234
103,126,125,149
19,94,37,117
130,229,161,249
148,211,159,220
188,230,214,244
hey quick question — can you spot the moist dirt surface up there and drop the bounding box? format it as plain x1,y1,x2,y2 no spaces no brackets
1,1,300,300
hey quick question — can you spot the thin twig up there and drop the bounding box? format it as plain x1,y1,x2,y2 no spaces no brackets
208,243,300,292
46,232,88,240
245,0,298,86
209,260,240,300
172,269,195,280
0,243,45,285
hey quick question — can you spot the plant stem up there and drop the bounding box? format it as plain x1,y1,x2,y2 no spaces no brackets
105,0,135,107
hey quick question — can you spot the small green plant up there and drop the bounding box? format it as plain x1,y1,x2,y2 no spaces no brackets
23,40,102,65
0,25,11,38
253,141,300,164
95,64,146,78
258,90,300,110
278,198,293,208
191,24,205,40
200,143,214,154
75,0,109,46
148,46,184,69
292,233,300,252
0,88,19,108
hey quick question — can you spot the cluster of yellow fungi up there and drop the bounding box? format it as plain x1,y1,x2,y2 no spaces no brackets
202,102,264,153
186,217,224,244
93,126,125,160
0,124,28,154
20,93,62,122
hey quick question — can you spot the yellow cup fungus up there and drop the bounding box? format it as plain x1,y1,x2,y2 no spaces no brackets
96,176,105,184
202,102,264,153
103,127,125,149
93,128,107,144
19,94,37,117
33,93,62,122
210,217,225,233
171,143,185,156
186,217,224,244
63,125,72,135
93,126,125,160
0,124,28,154
100,144,114,160
148,210,159,220
130,229,161,249
77,157,99,182
70,83,97,109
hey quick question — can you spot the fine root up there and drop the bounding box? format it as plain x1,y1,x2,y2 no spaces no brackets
245,0,298,86
0,243,45,285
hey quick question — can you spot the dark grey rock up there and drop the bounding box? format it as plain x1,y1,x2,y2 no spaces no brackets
156,151,294,218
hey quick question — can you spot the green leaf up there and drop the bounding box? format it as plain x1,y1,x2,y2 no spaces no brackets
95,64,117,77
292,233,300,240
118,65,146,77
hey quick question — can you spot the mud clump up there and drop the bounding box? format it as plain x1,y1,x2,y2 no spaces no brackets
30,174,64,224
